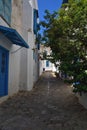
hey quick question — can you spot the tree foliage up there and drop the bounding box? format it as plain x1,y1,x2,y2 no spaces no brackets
41,0,87,93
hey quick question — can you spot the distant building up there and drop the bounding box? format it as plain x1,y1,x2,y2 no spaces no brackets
40,45,56,75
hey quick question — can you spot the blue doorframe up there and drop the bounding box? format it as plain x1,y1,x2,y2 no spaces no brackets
0,46,9,96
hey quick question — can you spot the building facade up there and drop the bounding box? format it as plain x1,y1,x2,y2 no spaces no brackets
0,0,39,102
40,45,56,75
19,0,39,90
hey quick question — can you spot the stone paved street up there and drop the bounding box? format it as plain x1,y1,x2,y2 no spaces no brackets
0,72,87,130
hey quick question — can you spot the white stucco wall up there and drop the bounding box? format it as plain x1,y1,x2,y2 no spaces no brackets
19,0,33,90
0,24,21,102
0,0,39,102
32,0,38,10
32,0,39,84
33,52,39,84
11,0,23,34
19,0,39,90
27,32,34,90
0,17,9,27
0,0,23,101
8,46,21,95
40,60,44,75
41,60,56,72
0,42,21,96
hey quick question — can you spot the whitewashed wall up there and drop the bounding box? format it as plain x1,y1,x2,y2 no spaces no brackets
0,0,39,103
0,17,21,102
20,0,39,90
40,60,56,72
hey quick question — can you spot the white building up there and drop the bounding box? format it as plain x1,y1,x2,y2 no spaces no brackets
40,45,56,75
19,0,39,90
0,0,39,102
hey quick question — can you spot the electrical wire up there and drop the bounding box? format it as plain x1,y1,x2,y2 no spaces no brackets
11,47,23,54
0,31,24,54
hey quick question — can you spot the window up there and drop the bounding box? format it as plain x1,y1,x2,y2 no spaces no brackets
33,9,38,34
0,0,12,24
46,60,49,67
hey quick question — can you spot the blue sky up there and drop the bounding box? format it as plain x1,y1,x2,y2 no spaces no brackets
38,0,63,21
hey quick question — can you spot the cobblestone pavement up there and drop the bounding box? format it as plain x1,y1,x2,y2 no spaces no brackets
0,72,87,130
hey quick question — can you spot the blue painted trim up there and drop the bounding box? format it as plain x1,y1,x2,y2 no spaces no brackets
33,9,38,34
0,0,12,25
0,45,9,52
5,50,9,95
0,46,9,96
0,25,29,48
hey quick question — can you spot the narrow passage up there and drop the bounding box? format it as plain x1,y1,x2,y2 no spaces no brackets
0,72,87,130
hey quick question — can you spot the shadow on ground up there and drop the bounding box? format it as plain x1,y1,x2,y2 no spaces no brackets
0,72,87,130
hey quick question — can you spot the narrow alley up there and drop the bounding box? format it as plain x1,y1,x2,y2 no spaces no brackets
0,72,87,130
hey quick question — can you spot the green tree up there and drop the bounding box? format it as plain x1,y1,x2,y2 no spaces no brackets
41,0,87,93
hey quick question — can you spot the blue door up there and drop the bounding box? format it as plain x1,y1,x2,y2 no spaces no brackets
0,46,9,96
46,60,49,67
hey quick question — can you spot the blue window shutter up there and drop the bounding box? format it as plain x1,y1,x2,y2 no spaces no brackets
4,0,12,24
0,46,9,96
0,0,4,17
0,0,12,24
33,9,38,34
